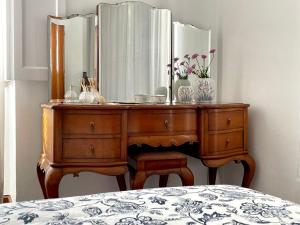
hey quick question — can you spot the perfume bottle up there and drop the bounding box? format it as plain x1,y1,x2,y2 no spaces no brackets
79,86,94,103
64,85,78,103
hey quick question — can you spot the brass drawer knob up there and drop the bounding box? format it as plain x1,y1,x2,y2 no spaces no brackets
225,138,230,146
164,120,169,129
227,118,232,125
89,145,95,153
90,121,95,130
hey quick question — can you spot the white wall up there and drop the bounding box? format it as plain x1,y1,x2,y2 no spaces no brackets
15,81,48,201
218,0,300,203
13,0,57,201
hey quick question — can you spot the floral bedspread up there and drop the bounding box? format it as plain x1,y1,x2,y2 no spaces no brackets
1,185,300,225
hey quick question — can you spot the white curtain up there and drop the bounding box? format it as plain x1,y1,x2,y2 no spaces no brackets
100,3,150,102
0,0,8,203
149,9,171,98
99,2,171,102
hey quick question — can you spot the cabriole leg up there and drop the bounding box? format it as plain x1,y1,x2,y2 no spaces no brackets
44,167,63,199
159,175,169,187
37,164,47,198
116,175,127,191
241,154,256,188
208,167,217,185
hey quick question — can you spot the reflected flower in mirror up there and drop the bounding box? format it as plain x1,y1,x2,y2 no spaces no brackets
167,55,195,80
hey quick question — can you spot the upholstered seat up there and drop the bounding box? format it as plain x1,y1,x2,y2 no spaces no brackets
128,151,194,189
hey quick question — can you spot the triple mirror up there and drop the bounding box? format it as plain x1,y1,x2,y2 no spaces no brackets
48,1,211,103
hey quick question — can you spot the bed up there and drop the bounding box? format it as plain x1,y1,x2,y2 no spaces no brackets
1,185,300,224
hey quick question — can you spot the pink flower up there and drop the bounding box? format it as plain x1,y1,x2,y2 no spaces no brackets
192,54,199,59
209,49,216,54
201,55,207,59
187,67,194,74
174,57,180,62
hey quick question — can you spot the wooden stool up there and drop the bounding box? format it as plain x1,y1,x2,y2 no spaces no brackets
3,195,12,203
128,151,194,189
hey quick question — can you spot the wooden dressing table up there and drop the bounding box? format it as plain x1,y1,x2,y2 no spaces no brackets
37,102,255,198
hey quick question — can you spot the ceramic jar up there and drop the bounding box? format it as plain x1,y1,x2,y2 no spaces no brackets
193,78,215,102
174,79,191,102
150,95,167,103
178,86,194,103
134,94,148,103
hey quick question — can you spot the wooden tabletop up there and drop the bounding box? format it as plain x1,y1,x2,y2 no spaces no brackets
43,101,249,110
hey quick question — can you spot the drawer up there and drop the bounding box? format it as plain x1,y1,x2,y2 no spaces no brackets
63,114,121,135
208,131,244,154
63,138,121,159
128,110,197,134
208,110,244,131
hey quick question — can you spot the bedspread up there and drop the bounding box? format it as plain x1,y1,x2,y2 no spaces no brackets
1,185,300,224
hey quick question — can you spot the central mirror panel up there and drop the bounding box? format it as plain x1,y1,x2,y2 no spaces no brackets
97,2,172,102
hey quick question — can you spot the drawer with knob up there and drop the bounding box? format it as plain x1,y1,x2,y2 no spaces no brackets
128,110,197,134
62,138,121,160
63,113,121,135
208,131,244,155
208,110,244,131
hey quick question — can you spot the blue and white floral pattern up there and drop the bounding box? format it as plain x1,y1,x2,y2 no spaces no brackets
0,185,300,224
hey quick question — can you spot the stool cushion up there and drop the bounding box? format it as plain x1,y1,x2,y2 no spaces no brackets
128,151,188,171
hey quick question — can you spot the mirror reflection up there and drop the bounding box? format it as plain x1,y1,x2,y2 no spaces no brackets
98,2,171,102
48,2,212,104
49,14,97,99
172,22,211,102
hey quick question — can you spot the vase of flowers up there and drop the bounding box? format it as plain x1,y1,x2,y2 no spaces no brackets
190,49,216,102
168,55,194,102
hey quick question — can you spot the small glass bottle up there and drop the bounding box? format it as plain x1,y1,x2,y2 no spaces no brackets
64,85,78,103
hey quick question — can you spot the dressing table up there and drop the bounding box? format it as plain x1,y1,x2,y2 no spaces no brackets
37,102,255,198
41,1,256,198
